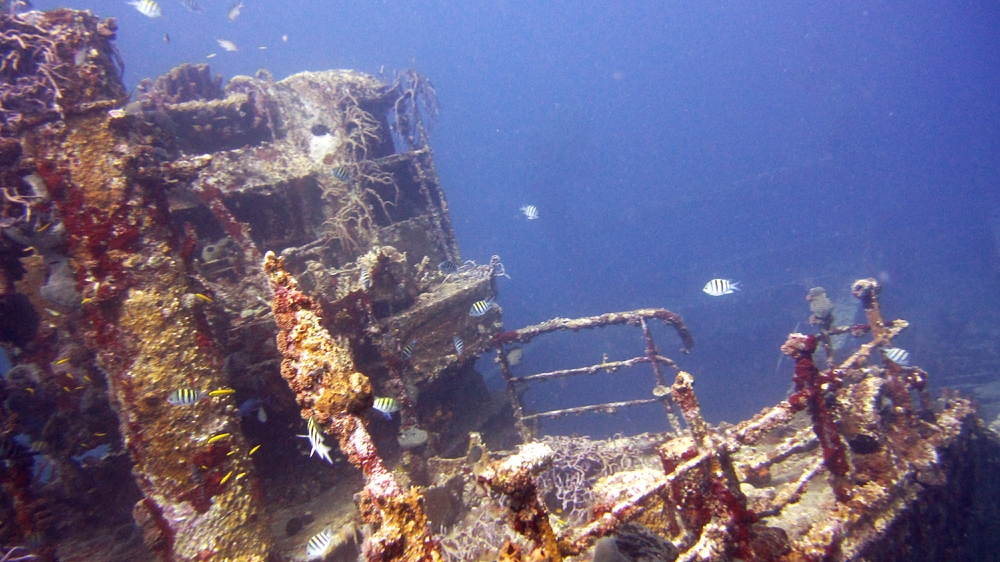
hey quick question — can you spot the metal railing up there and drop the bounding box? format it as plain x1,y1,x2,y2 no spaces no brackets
492,308,694,440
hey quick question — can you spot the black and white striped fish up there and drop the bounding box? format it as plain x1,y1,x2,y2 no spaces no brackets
306,527,334,558
181,0,202,12
400,339,416,360
297,418,333,464
882,347,910,366
332,166,350,181
453,336,464,356
469,297,496,317
167,388,205,406
359,265,371,290
520,204,539,220
128,0,162,17
702,279,740,296
438,260,458,274
373,396,400,419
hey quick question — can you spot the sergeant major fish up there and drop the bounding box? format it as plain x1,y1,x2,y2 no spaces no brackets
469,297,496,317
297,417,332,464
359,265,371,290
400,339,416,360
453,336,464,356
520,204,539,220
703,279,740,296
332,166,350,181
167,388,206,406
373,396,400,419
882,347,910,366
306,527,334,559
127,0,162,17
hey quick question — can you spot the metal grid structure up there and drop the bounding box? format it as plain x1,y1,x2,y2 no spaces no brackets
492,308,695,440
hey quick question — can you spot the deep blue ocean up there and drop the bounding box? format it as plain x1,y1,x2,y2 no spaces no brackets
55,0,1000,437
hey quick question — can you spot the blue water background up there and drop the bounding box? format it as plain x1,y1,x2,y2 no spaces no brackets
49,0,1000,437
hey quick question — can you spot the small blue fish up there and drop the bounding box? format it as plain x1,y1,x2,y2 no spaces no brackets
438,260,458,274
400,339,416,360
32,453,58,484
238,398,270,422
469,297,496,317
453,336,464,356
373,396,400,419
0,437,15,460
71,443,112,467
167,388,206,406
0,347,12,378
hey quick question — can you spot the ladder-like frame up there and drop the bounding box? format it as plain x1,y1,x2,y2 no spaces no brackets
492,308,694,440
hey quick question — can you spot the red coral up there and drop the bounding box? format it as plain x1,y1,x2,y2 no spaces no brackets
785,335,851,499
181,443,232,513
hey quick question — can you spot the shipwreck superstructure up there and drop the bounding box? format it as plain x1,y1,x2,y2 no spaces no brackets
0,9,999,562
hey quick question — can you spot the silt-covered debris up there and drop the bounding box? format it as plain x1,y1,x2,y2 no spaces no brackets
0,8,999,562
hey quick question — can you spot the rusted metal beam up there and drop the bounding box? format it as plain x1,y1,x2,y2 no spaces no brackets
494,308,694,353
495,342,532,441
509,356,651,384
520,398,663,422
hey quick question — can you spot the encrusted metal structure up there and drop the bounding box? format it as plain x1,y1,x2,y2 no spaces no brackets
0,8,998,562
493,309,693,441
451,279,989,562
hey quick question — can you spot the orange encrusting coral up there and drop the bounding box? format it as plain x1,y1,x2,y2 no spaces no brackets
263,251,443,561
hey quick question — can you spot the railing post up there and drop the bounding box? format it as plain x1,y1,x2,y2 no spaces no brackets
641,318,683,435
496,343,533,442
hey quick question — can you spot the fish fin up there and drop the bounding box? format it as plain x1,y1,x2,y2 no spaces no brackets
316,442,333,464
732,281,742,291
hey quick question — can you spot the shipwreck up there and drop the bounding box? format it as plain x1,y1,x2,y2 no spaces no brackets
1,8,999,562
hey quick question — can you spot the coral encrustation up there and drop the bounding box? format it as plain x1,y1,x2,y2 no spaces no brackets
262,251,442,561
